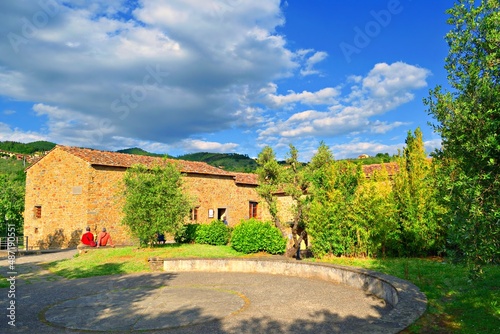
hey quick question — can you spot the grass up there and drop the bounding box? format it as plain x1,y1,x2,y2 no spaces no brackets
43,244,260,279
312,256,500,333
6,244,500,333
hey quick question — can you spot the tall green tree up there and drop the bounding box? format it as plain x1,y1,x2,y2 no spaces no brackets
393,128,445,256
0,174,25,239
305,142,364,257
122,162,192,246
301,142,336,258
351,164,399,257
425,0,499,268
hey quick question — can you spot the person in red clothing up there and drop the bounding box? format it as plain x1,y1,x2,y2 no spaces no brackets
97,227,115,248
81,227,97,247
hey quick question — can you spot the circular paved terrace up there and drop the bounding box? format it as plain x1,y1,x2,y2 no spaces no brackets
0,250,426,333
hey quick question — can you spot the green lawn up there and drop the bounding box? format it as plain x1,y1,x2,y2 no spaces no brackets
43,244,265,279
314,256,500,333
2,244,499,333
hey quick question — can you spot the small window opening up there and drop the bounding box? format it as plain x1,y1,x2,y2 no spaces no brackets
34,206,42,219
249,202,258,218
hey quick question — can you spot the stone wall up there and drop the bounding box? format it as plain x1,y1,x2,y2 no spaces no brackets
24,149,90,249
87,165,134,246
183,174,262,226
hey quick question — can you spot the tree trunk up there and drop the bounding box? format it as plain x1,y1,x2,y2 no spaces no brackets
285,231,306,258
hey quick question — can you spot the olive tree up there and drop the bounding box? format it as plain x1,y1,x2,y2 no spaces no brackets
256,145,309,258
256,146,287,237
122,162,192,247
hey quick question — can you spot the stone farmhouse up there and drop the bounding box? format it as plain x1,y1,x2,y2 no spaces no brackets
23,145,293,250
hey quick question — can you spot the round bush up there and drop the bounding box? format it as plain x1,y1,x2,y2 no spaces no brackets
231,219,286,254
174,223,199,243
195,220,231,246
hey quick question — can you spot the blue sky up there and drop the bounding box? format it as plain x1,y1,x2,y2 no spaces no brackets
0,0,454,160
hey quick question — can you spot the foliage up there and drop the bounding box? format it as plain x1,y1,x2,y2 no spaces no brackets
255,146,288,237
177,152,258,172
0,159,25,183
305,143,367,257
282,144,309,257
230,219,286,254
174,223,199,243
392,128,446,257
304,134,445,259
344,152,396,165
0,174,25,238
122,162,192,247
350,165,399,257
195,220,231,246
0,140,55,154
425,0,500,268
116,147,168,157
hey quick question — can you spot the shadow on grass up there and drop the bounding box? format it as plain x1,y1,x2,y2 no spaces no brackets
151,242,182,248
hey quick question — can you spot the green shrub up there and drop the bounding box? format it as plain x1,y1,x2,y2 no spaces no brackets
174,223,199,243
231,219,286,254
195,220,231,246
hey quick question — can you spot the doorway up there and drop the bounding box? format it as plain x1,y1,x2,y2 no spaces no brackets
217,208,227,221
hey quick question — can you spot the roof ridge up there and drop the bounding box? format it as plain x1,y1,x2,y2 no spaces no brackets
55,145,234,176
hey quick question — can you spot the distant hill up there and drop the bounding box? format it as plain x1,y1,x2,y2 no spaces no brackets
0,140,56,154
116,147,169,157
344,153,396,165
177,152,258,172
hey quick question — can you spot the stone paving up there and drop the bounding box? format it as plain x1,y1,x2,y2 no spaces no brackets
0,250,425,333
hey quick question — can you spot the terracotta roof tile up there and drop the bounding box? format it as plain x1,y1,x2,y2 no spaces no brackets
233,172,259,185
56,145,234,177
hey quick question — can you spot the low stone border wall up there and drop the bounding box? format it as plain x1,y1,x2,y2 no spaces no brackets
150,257,427,333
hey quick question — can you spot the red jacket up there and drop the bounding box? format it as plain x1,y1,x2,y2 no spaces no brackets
81,232,97,247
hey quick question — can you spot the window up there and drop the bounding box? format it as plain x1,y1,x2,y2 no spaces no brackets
34,206,42,219
249,202,258,218
191,207,199,221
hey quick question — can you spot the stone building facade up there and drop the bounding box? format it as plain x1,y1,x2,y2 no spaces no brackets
23,146,284,249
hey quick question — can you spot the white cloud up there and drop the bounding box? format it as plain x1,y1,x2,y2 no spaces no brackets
370,120,409,134
362,62,430,98
0,2,435,160
0,0,295,148
263,86,340,108
0,122,47,143
258,62,430,143
300,50,328,76
178,139,239,153
424,138,442,154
